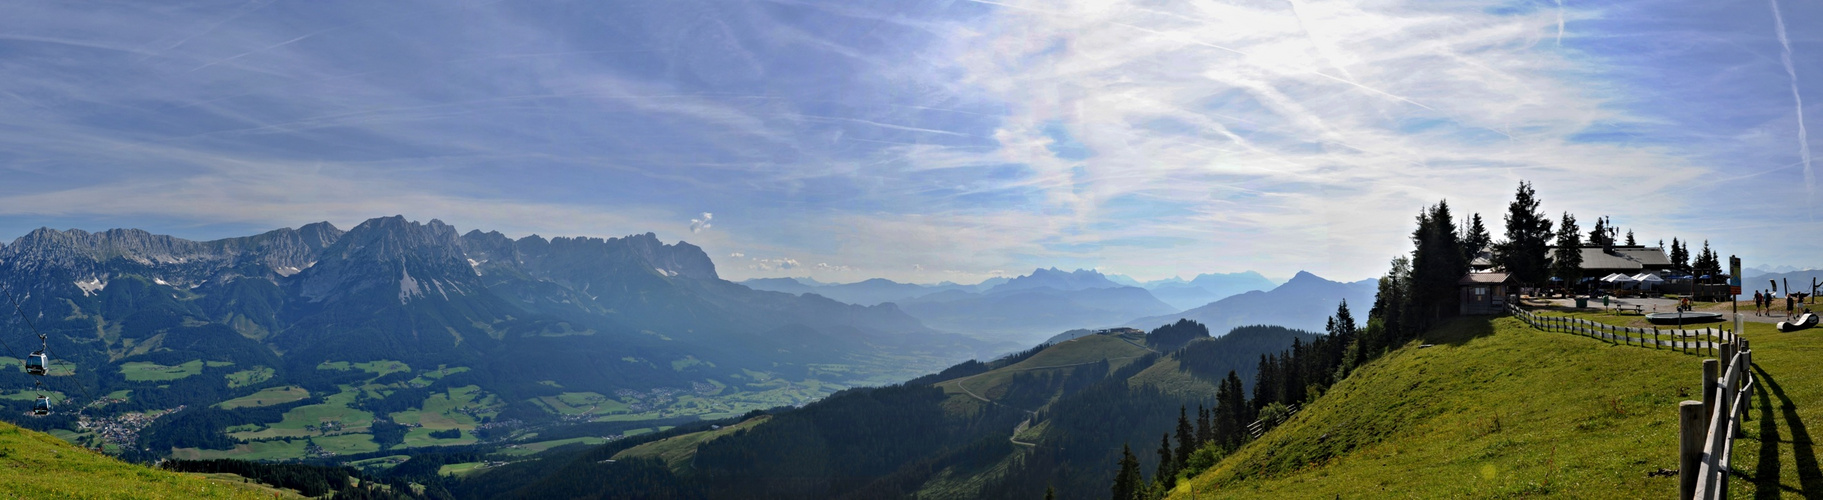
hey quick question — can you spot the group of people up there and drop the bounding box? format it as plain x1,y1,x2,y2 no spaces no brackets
1754,290,1808,319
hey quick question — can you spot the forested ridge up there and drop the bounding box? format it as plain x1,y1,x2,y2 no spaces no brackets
455,321,1315,499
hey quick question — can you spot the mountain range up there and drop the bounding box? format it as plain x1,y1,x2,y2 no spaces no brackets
1127,271,1378,334
0,216,993,460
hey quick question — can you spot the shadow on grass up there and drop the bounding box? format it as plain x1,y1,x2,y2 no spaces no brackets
1420,316,1496,347
1749,366,1823,498
1751,365,1785,499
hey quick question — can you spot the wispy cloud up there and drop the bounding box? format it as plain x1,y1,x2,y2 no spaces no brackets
1769,0,1814,205
0,0,1817,280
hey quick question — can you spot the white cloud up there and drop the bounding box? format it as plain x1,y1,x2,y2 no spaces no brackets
747,257,800,271
729,252,745,258
690,212,714,233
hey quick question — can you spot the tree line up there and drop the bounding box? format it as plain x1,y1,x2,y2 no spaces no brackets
1110,181,1724,498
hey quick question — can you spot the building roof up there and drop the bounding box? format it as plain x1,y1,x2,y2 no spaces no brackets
1548,245,1672,271
1459,272,1513,285
1469,250,1494,268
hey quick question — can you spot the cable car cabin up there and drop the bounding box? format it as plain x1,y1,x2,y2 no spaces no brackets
31,395,49,416
24,351,47,376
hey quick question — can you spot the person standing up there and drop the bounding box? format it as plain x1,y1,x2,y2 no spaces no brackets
1789,294,1797,320
1756,291,1765,316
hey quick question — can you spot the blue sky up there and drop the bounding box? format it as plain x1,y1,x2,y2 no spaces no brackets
0,0,1817,283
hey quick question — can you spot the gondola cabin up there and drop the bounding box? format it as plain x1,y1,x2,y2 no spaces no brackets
24,351,46,376
31,395,49,416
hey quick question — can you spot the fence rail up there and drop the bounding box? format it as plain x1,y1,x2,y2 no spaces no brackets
1504,302,1732,355
1689,347,1753,500
1246,403,1300,439
1502,300,1750,499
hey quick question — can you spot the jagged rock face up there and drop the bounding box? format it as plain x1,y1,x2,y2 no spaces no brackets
0,223,345,293
294,217,476,304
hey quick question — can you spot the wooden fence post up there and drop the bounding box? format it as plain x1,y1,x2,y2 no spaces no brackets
1703,359,1719,427
1681,400,1705,500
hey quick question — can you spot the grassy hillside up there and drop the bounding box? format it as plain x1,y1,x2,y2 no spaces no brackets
0,420,294,498
934,330,1153,405
1174,311,1823,498
611,415,771,472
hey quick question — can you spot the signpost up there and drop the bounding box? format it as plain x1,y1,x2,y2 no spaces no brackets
1730,256,1741,316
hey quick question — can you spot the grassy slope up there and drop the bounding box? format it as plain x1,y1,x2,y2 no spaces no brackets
1176,309,1823,498
1176,315,1699,498
1127,356,1221,400
936,332,1153,405
610,415,771,473
0,421,290,499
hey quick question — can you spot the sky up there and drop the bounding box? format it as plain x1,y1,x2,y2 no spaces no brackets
0,0,1817,284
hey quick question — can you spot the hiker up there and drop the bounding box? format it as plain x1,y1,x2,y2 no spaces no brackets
1755,291,1765,316
1789,294,1797,320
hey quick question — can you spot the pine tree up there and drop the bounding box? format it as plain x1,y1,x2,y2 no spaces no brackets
1671,238,1689,273
1587,215,1609,247
1195,405,1212,446
1410,201,1467,323
1156,433,1177,490
1464,213,1491,258
1045,486,1056,500
1113,444,1142,500
1626,229,1636,246
1552,212,1583,289
1496,181,1555,288
1222,371,1249,447
1174,407,1194,467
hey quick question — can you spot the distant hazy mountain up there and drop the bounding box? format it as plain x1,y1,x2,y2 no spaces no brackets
736,276,1006,306
0,217,991,454
1103,274,1145,287
896,268,1177,343
1745,270,1823,296
1127,271,1376,334
1143,271,1281,310
986,267,1126,293
1745,265,1815,279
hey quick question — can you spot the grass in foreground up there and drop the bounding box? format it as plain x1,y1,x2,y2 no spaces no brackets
0,421,285,498
1176,316,1699,498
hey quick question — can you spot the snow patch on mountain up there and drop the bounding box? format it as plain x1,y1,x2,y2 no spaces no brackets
74,277,107,296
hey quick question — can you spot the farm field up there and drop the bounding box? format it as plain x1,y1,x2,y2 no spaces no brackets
224,366,274,388
216,386,309,410
120,360,233,382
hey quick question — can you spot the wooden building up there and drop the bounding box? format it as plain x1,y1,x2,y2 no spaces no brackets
1459,272,1514,315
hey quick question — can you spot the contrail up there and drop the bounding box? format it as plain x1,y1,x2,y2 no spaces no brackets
1771,0,1814,203
1555,0,1565,45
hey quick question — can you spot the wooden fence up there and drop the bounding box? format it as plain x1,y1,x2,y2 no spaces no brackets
1246,403,1300,439
1503,301,1751,499
1504,302,1732,355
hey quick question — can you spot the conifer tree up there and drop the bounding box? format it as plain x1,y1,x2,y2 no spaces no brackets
1671,238,1689,272
1587,215,1610,247
1156,433,1176,490
1552,212,1583,288
1625,229,1636,246
1461,213,1491,262
1174,407,1195,467
1045,486,1056,500
1410,201,1467,323
1496,181,1554,288
1113,444,1142,500
1195,405,1212,446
